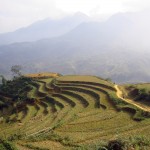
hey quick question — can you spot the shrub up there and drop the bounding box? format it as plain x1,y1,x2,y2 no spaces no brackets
107,136,150,150
0,76,33,102
0,140,17,150
107,139,124,150
0,144,6,150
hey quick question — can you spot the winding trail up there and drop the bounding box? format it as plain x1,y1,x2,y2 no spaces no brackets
114,85,150,112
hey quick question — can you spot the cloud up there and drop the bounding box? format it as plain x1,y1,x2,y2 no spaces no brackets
0,0,150,33
123,0,150,11
0,0,64,33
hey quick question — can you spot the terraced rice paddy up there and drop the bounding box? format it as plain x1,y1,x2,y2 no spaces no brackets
0,75,150,150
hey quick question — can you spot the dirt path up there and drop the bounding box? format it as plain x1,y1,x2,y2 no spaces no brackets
114,85,150,112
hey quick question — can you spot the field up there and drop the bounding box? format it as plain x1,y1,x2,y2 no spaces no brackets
0,74,150,150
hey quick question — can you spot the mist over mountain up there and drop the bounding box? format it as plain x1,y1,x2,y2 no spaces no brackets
0,12,89,45
1,11,150,83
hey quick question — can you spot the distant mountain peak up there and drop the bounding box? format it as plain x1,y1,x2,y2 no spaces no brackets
0,12,89,45
73,12,89,18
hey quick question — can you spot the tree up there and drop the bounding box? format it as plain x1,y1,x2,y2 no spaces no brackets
11,65,22,77
0,75,6,86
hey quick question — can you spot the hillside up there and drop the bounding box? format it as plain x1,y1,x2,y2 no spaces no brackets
0,73,150,150
121,83,150,108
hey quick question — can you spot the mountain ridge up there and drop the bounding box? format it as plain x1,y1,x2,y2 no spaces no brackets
0,12,90,45
0,11,150,83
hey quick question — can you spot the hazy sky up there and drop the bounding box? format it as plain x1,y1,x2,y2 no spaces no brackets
0,0,150,33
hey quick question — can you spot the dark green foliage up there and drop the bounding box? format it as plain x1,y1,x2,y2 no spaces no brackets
0,95,8,109
141,111,150,118
3,141,17,150
0,139,17,150
11,65,22,77
129,87,150,102
136,88,150,101
107,140,124,150
0,100,7,109
79,136,150,150
74,136,150,150
0,75,7,86
0,76,34,112
0,144,6,150
0,76,33,102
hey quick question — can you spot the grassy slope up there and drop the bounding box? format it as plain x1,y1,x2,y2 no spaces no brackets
0,74,150,150
121,83,150,105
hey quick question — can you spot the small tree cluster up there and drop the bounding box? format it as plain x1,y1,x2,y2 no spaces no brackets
11,65,22,77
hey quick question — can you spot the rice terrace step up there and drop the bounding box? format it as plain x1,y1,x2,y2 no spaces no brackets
0,73,150,149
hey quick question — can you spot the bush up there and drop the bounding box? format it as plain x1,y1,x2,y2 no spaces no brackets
0,140,17,150
0,144,6,150
108,140,124,150
107,136,150,150
0,76,33,102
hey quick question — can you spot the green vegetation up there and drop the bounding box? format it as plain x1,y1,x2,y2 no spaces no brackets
126,84,150,102
0,76,33,102
0,139,17,150
0,73,150,149
122,83,150,104
77,135,150,150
